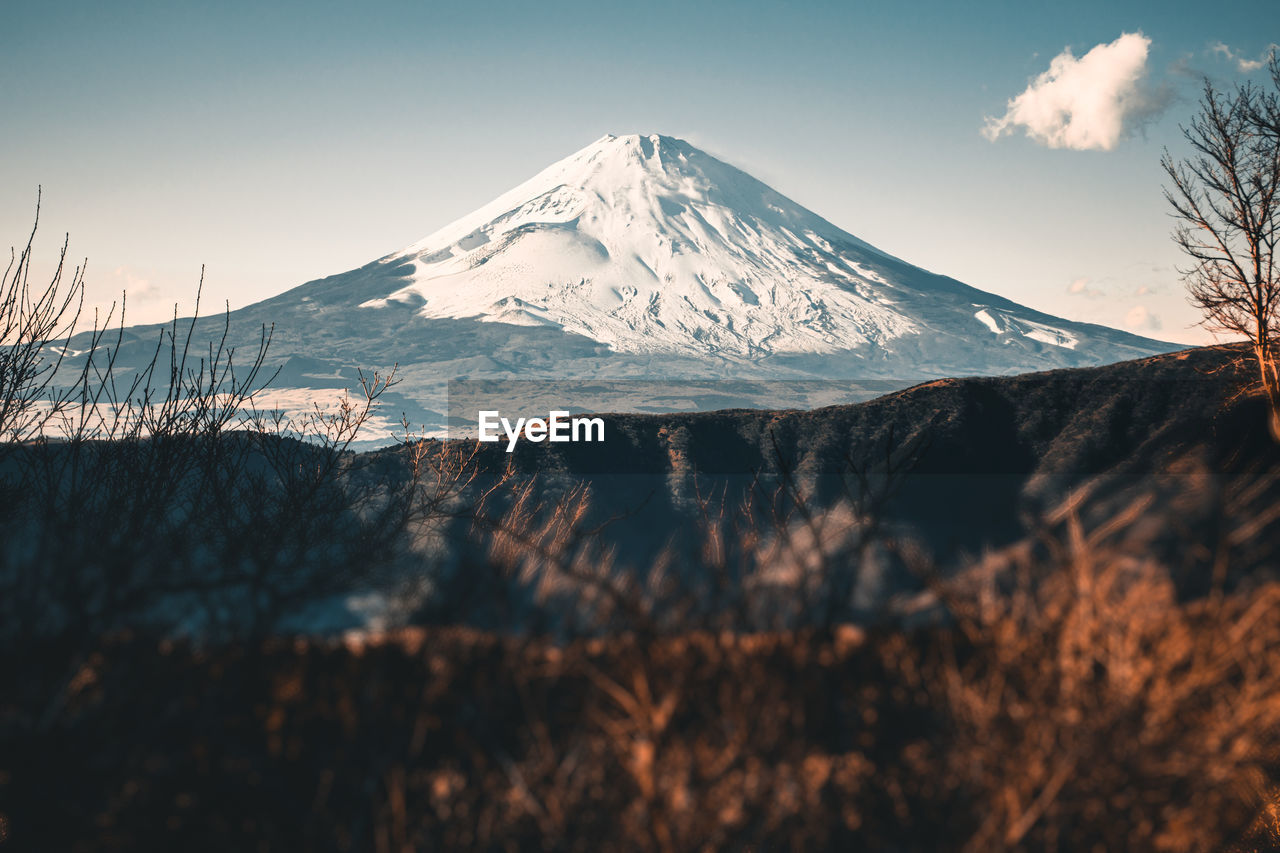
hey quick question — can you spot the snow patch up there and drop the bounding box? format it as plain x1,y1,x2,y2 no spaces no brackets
974,307,1077,349
1022,324,1079,350
974,309,1002,334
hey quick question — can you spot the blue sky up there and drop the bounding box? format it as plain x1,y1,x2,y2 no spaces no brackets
3,0,1277,343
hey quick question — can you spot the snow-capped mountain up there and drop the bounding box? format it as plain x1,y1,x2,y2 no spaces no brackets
60,133,1175,441
351,133,1160,366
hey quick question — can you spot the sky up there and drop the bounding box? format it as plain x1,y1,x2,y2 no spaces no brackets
2,0,1278,344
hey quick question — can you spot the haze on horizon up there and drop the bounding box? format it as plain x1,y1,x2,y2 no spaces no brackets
2,0,1277,346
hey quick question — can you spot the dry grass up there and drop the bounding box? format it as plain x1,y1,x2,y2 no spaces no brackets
904,491,1280,851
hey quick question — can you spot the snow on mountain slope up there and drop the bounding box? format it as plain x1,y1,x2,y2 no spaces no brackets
347,133,1165,364
358,134,913,355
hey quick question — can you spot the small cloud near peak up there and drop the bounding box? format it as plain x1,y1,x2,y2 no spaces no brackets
984,32,1169,151
1067,276,1103,297
1125,304,1162,331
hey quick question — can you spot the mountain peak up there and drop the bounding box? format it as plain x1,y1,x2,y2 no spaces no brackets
592,131,688,147
568,132,698,176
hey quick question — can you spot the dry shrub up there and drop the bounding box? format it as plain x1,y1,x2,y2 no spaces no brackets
912,491,1280,851
460,454,1280,849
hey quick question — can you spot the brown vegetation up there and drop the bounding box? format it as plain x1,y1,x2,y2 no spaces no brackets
4,505,1280,851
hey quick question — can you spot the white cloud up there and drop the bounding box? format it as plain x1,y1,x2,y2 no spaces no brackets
1124,304,1162,330
1067,276,1103,297
1209,41,1277,73
111,265,159,301
76,265,179,329
983,33,1166,151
